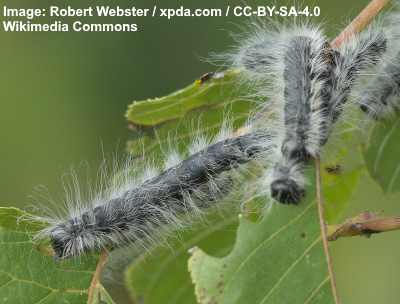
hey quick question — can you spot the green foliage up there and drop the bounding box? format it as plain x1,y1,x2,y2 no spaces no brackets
188,146,363,304
188,196,333,304
125,70,249,128
126,213,238,304
126,70,253,160
0,208,104,304
363,117,400,193
0,229,97,304
321,128,365,223
0,207,46,233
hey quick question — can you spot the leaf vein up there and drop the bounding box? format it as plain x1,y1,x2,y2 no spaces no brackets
303,276,330,304
144,215,237,293
373,119,400,174
34,290,55,304
259,237,322,304
225,202,316,290
388,163,400,193
0,270,87,295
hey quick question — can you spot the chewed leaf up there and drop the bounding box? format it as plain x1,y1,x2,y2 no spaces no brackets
126,70,250,128
125,212,238,304
127,98,251,159
126,70,253,162
188,193,334,304
0,207,48,233
0,230,99,304
188,142,363,304
363,116,400,193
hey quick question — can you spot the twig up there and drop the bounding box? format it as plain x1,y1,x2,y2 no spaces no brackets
315,157,341,304
87,250,109,304
315,2,391,302
327,212,400,241
331,0,391,48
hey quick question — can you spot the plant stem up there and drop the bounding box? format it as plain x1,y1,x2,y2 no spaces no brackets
87,250,109,304
327,212,400,241
315,1,391,302
315,157,341,304
331,0,391,48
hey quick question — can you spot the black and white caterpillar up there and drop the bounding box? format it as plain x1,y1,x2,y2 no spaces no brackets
230,23,386,203
36,12,400,259
357,12,400,120
37,128,276,259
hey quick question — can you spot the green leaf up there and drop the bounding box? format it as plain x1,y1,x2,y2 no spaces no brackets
90,283,116,304
126,70,253,161
126,70,250,128
189,202,332,304
363,116,400,193
0,207,47,233
126,213,238,304
321,128,365,222
186,124,363,303
0,209,116,303
323,168,361,223
0,229,98,304
188,156,361,304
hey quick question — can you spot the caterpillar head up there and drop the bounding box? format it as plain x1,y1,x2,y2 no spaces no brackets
49,212,97,259
49,219,88,259
270,159,306,204
270,178,305,204
48,201,126,259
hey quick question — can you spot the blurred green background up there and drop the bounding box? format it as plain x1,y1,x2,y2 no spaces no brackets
1,0,399,303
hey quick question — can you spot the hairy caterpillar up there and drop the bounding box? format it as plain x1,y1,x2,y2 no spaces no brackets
36,18,392,259
229,22,386,203
37,129,275,259
357,10,400,120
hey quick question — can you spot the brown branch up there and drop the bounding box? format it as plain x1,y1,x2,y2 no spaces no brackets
327,212,400,241
87,250,109,304
331,0,391,48
315,1,391,302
